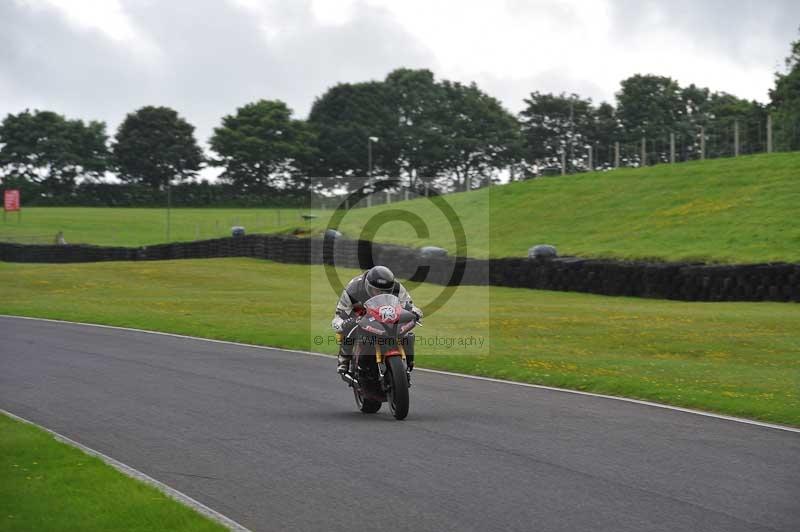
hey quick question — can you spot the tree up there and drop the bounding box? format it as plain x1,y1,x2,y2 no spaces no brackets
519,92,596,174
620,75,770,162
308,69,519,192
616,74,685,140
770,30,800,151
308,81,399,191
309,69,451,192
518,93,621,173
588,102,621,168
437,81,521,191
0,109,108,194
704,92,767,157
209,100,316,192
383,68,449,186
113,106,203,188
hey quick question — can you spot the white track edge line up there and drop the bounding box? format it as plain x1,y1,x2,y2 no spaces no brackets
2,314,799,435
0,408,252,532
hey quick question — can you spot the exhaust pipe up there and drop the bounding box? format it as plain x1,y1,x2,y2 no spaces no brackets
340,373,358,387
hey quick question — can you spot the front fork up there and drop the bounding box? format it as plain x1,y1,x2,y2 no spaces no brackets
377,343,412,389
341,337,413,388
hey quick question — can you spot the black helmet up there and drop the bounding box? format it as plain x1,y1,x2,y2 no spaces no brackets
365,266,395,298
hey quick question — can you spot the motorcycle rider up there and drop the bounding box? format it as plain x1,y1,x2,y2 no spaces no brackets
332,265,422,374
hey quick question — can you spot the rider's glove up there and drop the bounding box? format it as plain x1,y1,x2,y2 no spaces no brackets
404,303,422,319
341,317,358,335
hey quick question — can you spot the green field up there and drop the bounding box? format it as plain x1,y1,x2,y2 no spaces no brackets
2,258,798,426
0,207,324,247
318,152,800,263
0,413,225,532
2,153,799,263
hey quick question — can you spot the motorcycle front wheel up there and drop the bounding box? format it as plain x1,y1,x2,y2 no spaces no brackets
386,356,409,420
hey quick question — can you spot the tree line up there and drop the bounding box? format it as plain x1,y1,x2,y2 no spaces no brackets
2,32,799,204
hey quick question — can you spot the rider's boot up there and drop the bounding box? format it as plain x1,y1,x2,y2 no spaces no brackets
337,329,356,374
337,335,354,374
337,353,352,374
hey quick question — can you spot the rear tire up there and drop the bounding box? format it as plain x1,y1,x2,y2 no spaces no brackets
354,387,381,414
386,356,409,420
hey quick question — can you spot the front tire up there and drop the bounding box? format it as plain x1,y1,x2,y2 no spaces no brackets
386,356,409,420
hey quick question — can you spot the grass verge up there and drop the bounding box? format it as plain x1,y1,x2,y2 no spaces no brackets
0,207,323,247
1,258,798,427
0,413,226,532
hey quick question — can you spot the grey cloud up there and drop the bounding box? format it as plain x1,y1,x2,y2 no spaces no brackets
476,71,610,115
0,0,797,146
610,0,800,71
0,0,436,145
0,1,144,122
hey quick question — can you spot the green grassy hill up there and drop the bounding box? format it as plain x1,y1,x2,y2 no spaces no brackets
1,153,798,263
322,153,800,263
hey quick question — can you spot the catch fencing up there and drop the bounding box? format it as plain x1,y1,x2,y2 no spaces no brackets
541,115,800,175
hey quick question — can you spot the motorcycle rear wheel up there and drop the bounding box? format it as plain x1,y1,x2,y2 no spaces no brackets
386,356,409,420
354,387,382,414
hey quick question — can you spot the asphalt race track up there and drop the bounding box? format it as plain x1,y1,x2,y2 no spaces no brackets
1,316,798,532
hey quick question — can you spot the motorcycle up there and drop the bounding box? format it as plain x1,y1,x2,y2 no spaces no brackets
339,293,418,420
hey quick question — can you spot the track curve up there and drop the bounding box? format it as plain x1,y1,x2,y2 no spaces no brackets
1,316,798,532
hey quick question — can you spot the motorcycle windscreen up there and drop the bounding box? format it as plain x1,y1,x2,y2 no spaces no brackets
364,294,403,324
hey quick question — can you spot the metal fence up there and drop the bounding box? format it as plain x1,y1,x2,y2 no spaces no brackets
546,114,800,175
313,115,800,203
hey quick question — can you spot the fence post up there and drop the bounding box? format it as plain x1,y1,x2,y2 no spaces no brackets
166,183,172,241
366,195,372,208
404,189,410,202
614,142,620,168
734,120,740,157
767,114,773,153
561,150,566,175
700,126,706,160
640,136,646,166
587,145,593,171
385,191,392,204
670,132,676,164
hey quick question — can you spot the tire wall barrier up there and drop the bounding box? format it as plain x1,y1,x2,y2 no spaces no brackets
1,236,798,302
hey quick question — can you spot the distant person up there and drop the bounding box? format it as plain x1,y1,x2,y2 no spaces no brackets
55,231,67,245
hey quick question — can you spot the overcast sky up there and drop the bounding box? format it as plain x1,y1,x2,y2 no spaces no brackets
2,0,798,148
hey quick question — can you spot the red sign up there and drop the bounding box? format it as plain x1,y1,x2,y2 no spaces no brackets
4,189,20,212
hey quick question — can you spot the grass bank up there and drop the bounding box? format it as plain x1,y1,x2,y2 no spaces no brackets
1,258,797,426
318,152,800,263
0,207,323,247
0,413,225,532
2,154,799,264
